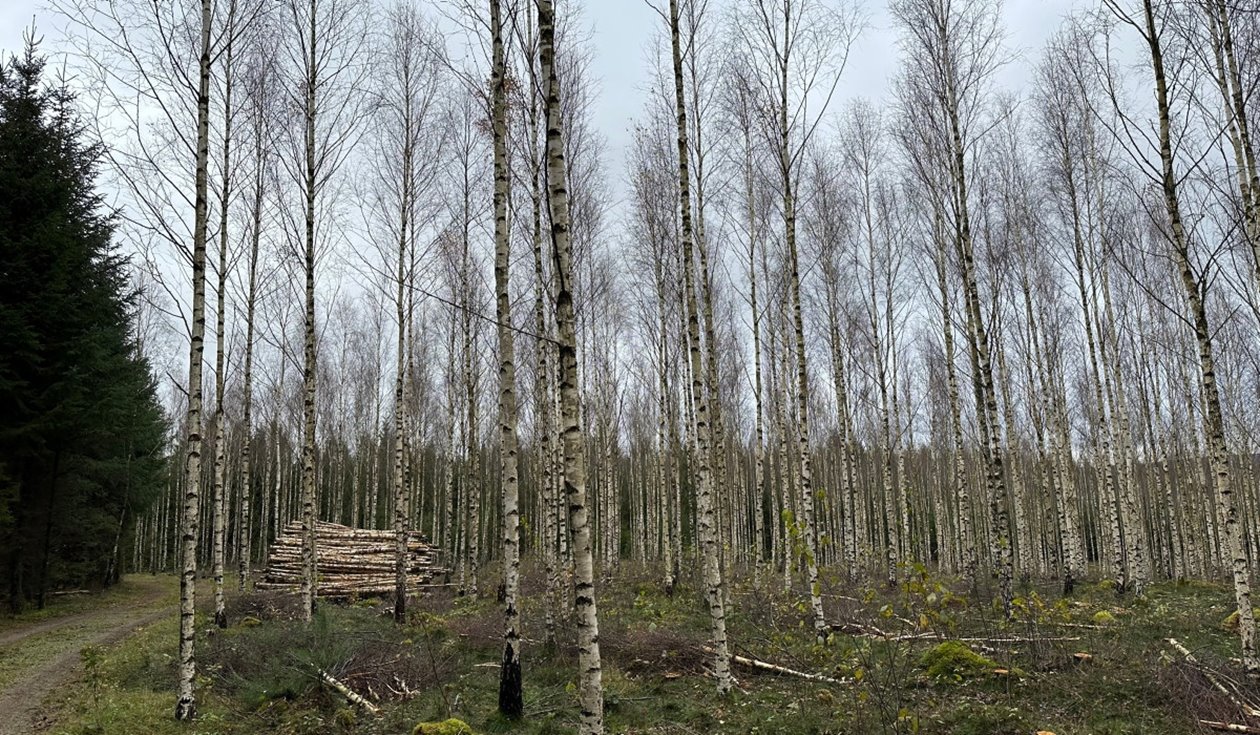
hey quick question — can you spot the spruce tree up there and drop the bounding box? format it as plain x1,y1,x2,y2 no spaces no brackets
0,37,168,611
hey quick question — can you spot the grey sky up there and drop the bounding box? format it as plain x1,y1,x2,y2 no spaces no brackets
3,0,1086,205
0,0,1094,408
2,4,55,58
582,0,1087,207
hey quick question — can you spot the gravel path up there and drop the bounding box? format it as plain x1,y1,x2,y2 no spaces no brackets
0,584,173,735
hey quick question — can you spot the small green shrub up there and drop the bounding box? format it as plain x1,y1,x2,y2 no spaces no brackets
918,641,999,683
82,644,106,734
333,706,356,730
407,610,449,639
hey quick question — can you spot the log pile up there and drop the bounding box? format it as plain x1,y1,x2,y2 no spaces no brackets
256,520,446,598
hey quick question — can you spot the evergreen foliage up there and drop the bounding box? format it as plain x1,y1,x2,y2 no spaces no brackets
0,36,167,611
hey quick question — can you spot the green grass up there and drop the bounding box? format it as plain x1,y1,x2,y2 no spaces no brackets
0,575,177,691
0,624,100,689
37,566,1257,734
49,614,230,735
0,574,176,633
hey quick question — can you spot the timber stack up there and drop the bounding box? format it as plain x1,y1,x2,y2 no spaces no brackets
256,520,446,597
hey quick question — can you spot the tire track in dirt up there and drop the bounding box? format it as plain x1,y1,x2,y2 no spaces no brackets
0,584,168,649
0,588,173,735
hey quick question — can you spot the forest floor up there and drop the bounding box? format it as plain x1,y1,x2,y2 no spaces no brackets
0,575,177,735
24,564,1260,735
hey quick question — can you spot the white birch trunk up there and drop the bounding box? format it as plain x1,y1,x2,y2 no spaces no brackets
539,2,604,728
175,0,214,718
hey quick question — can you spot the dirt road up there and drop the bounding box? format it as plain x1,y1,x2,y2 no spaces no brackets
0,580,174,735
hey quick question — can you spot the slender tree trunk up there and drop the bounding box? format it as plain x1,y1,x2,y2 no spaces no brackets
175,0,214,718
771,5,827,638
462,303,479,597
239,93,264,592
945,85,1012,616
530,117,559,645
491,0,523,715
933,212,974,585
654,253,675,593
744,140,767,573
1140,0,1257,674
299,0,319,623
391,51,415,624
994,322,1030,580
539,2,604,729
668,0,732,691
211,16,236,630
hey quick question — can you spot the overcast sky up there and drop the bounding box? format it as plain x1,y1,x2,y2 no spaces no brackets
2,0,1087,209
585,0,1088,179
564,0,1089,206
0,0,1096,404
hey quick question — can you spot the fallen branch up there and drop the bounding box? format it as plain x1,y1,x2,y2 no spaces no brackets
318,669,380,715
387,675,417,700
827,622,1078,645
704,646,844,685
820,593,864,603
828,621,891,638
882,632,1079,644
1200,720,1260,734
953,635,1080,644
884,632,939,642
733,653,844,685
1167,638,1260,718
973,642,1017,656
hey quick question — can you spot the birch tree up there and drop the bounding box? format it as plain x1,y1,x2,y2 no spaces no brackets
1098,0,1259,674
662,0,731,693
892,0,1014,614
278,0,369,622
55,0,221,716
364,0,442,626
539,0,604,729
491,0,524,718
235,17,278,594
734,0,856,640
209,0,242,630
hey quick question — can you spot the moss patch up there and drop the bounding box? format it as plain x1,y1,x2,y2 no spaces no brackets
412,718,475,735
1219,608,1260,632
919,641,1000,683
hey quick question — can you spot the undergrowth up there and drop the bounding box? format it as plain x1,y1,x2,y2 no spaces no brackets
38,564,1256,734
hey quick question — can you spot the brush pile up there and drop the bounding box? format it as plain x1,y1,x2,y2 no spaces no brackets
256,520,446,597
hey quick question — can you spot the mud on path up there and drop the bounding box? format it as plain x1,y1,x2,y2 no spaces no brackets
0,577,176,735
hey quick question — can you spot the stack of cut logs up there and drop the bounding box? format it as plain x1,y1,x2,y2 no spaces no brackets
256,520,446,597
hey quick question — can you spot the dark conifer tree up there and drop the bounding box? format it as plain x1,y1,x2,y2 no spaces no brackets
0,36,168,611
